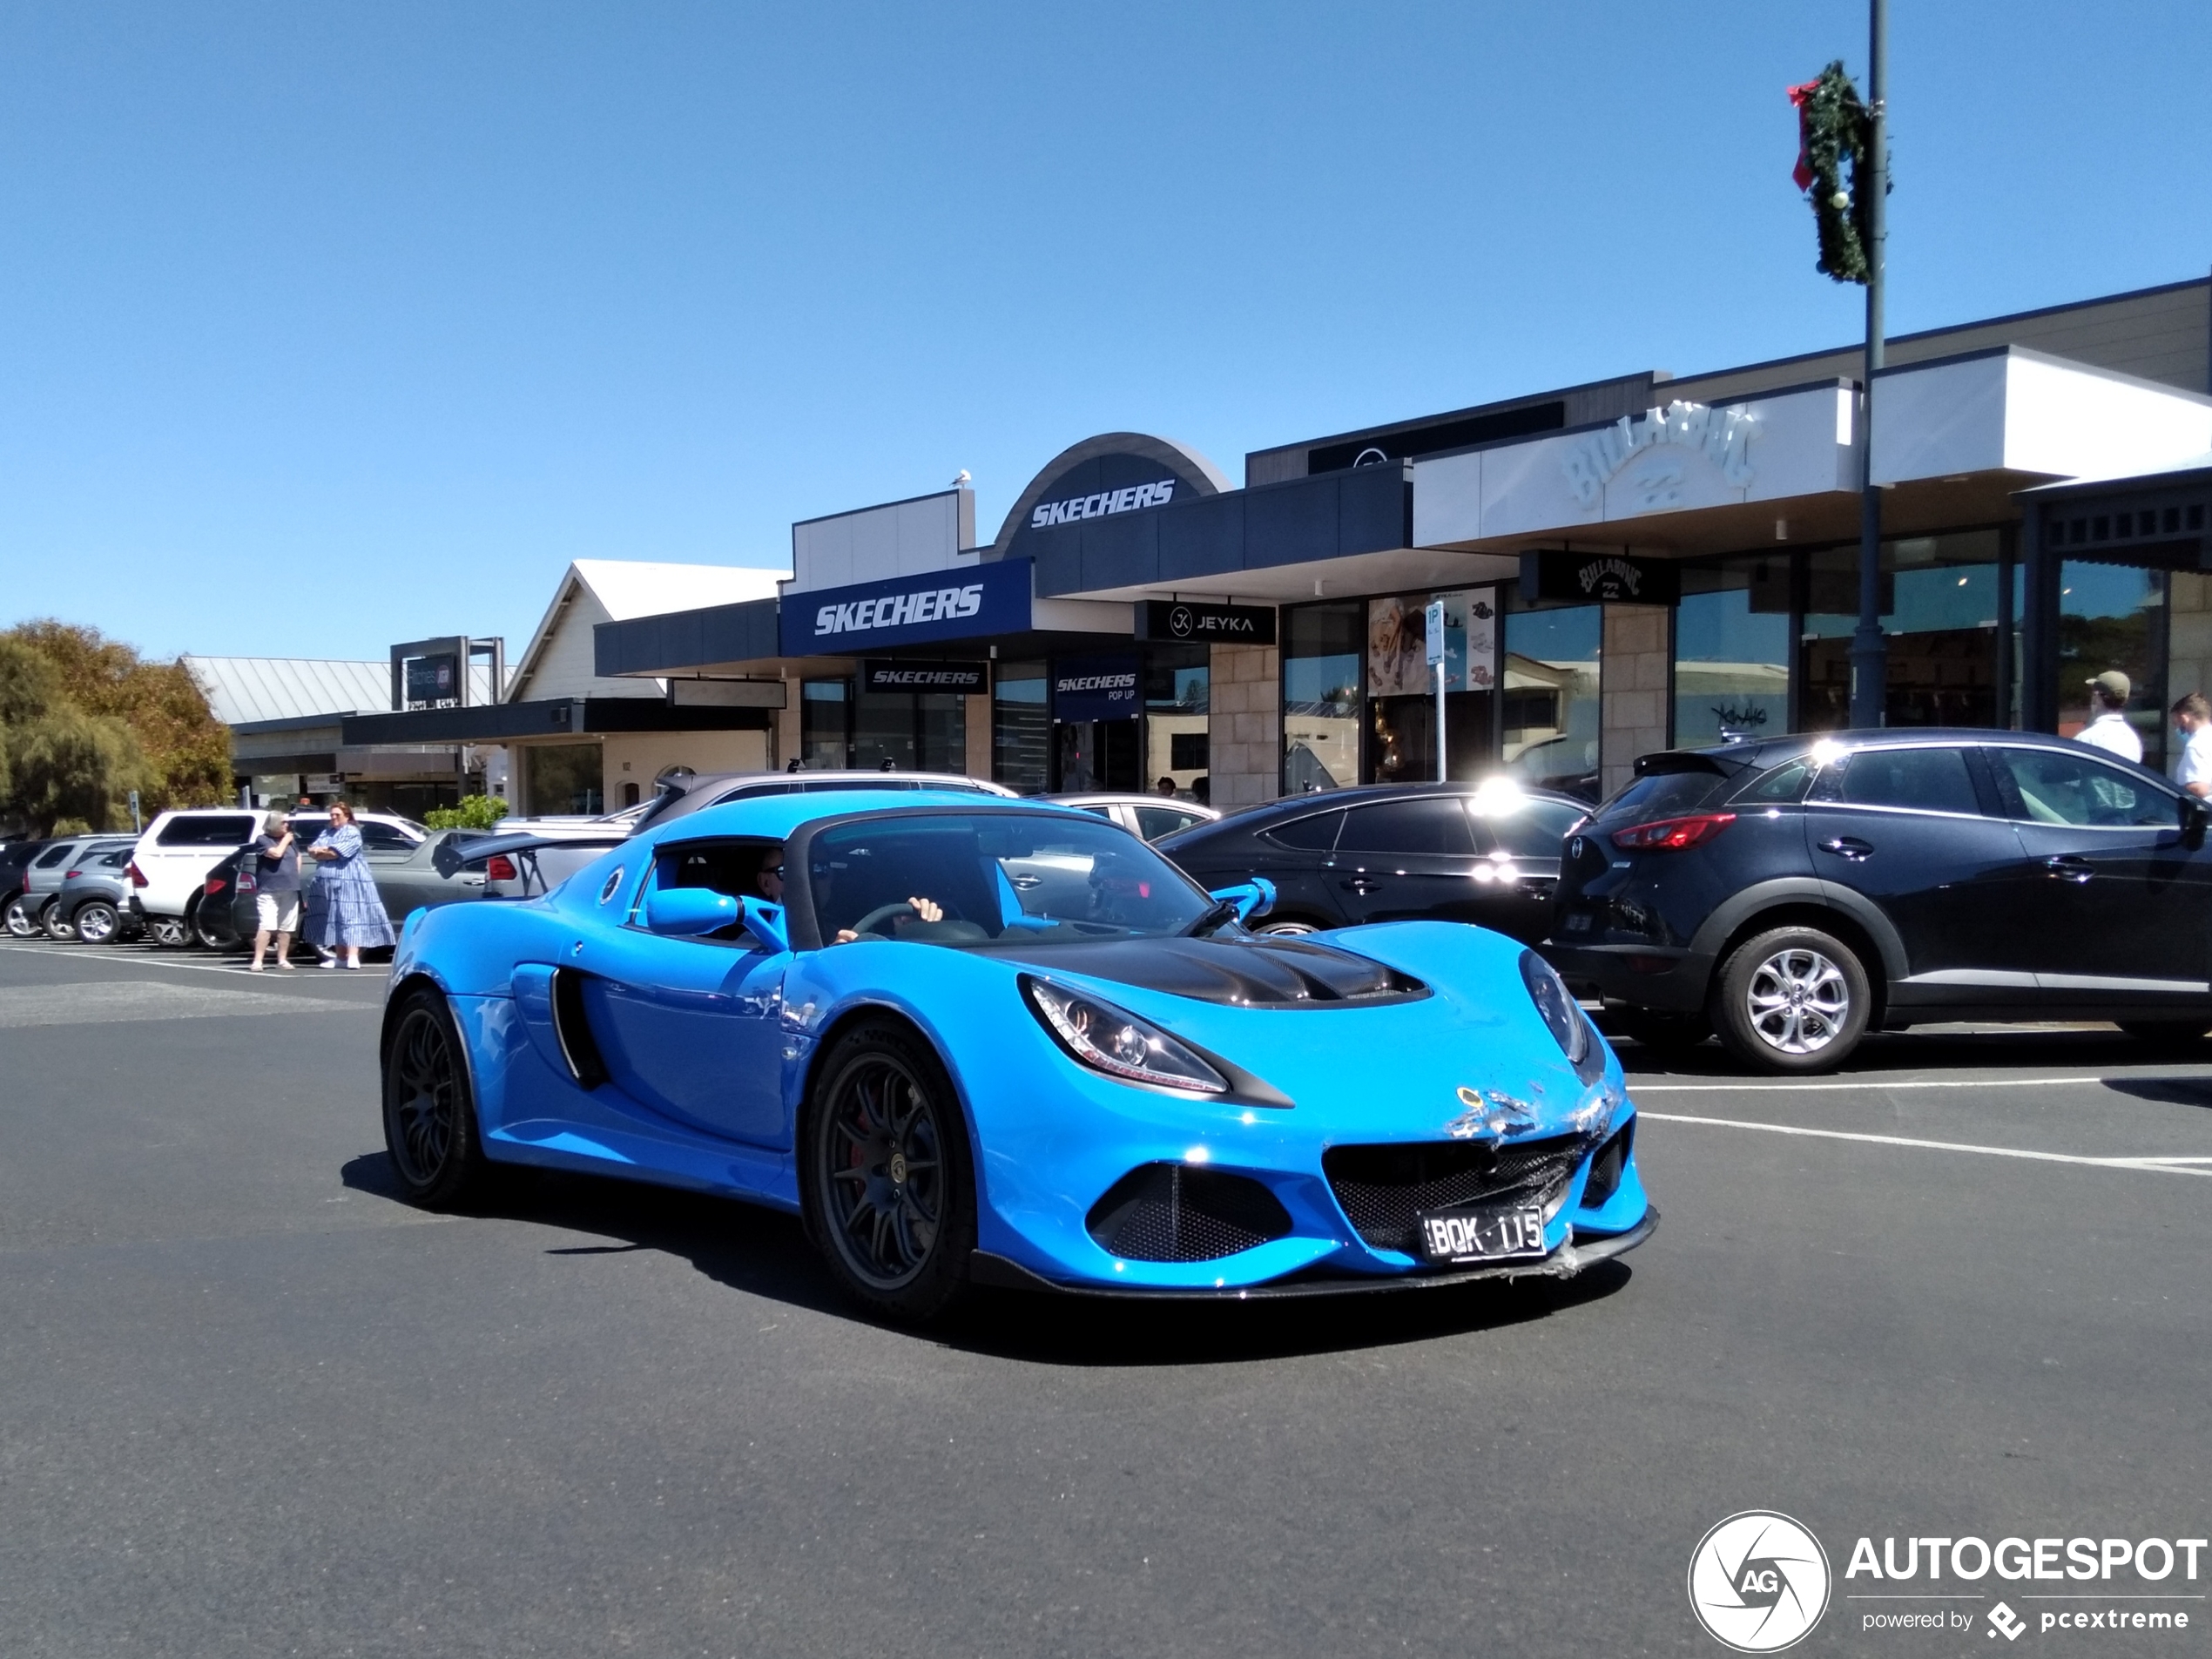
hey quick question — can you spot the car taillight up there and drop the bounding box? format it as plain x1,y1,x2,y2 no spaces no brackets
64,870,83,880
237,872,256,892
205,876,227,895
484,854,517,881
1610,812,1737,852
128,861,148,887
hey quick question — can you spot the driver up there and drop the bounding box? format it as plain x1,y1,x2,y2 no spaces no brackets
754,845,785,903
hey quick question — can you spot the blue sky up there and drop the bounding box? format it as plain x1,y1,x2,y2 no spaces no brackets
3,2,2207,664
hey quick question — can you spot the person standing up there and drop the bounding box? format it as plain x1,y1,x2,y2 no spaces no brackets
247,810,301,971
2172,693,2212,799
2075,671,2143,762
306,800,395,969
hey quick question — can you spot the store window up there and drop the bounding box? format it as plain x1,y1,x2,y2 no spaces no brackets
1363,590,1498,786
1143,644,1208,800
2055,562,2166,769
801,679,852,768
994,661,1049,793
1502,602,1601,796
525,743,603,815
1802,531,2006,732
1282,602,1361,792
1675,559,1791,748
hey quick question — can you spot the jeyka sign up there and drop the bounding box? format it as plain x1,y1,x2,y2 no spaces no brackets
1521,550,1681,607
1136,600,1277,646
862,660,987,694
779,557,1033,655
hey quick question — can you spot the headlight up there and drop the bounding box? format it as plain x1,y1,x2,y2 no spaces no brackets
1520,949,1605,1085
1022,976,1229,1095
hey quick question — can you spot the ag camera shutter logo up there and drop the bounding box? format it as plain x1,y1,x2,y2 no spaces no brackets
1688,1511,1831,1652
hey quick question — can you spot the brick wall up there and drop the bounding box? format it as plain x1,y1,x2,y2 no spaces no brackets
1599,604,1672,798
1208,644,1281,809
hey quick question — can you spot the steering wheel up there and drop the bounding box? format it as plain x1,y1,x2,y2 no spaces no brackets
850,900,930,935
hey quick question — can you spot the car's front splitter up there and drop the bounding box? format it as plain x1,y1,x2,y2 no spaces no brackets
966,1208,1657,1301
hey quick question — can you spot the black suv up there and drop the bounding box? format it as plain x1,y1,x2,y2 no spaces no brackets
1546,729,2212,1072
1157,781,1588,943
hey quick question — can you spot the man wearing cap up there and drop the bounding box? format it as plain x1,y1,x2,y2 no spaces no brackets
2075,671,2142,763
2171,692,2212,798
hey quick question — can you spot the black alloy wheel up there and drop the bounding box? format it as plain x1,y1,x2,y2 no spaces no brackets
803,1022,974,1323
1710,924,1873,1075
381,987,489,1206
72,900,120,945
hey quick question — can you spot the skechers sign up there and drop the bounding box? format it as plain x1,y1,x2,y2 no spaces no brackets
779,558,1034,655
1030,478,1177,529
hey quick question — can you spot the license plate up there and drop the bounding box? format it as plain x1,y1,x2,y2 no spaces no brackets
1562,911,1592,933
1418,1204,1549,1265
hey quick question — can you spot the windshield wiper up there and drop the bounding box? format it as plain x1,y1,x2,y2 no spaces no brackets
1188,898,1242,938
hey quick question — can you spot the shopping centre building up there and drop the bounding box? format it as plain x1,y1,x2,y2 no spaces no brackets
593,276,2212,806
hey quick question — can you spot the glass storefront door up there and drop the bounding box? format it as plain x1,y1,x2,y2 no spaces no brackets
1801,531,2006,731
2054,561,2167,769
1501,603,1600,795
1282,603,1362,792
1675,560,1791,748
802,678,966,772
1143,645,1209,800
993,662,1049,793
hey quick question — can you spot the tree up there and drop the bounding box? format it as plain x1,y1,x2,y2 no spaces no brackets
0,622,229,819
0,637,153,834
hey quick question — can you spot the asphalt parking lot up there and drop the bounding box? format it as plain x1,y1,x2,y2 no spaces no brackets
2,938,2206,1657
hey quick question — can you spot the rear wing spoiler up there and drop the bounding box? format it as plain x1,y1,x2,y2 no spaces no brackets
432,828,629,880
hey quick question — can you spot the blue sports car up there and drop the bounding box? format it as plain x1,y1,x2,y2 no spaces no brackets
380,790,1654,1321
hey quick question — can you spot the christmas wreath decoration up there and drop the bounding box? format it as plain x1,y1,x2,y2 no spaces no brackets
1789,61,1884,286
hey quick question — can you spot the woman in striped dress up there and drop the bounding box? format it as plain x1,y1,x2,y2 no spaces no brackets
307,800,395,968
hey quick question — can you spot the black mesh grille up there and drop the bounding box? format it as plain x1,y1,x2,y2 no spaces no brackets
1321,1134,1594,1255
1581,1120,1634,1208
1086,1164,1292,1263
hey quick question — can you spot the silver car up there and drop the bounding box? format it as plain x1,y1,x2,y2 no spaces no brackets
1047,792,1220,843
4,834,138,938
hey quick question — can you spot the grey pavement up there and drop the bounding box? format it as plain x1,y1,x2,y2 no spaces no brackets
0,941,2206,1656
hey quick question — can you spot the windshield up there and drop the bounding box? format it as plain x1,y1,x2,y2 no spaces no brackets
806,812,1213,946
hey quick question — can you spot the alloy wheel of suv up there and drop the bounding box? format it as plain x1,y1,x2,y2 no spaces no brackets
1712,925,1872,1074
72,900,120,944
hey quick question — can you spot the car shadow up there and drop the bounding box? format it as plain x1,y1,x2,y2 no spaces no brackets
338,1151,1638,1364
2099,1076,2212,1110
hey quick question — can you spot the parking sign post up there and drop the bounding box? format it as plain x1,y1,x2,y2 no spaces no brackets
1425,598,1447,782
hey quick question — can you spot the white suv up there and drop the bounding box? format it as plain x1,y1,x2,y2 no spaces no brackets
128,808,264,945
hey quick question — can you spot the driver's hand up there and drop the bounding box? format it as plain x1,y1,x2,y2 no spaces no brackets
909,896,943,922
834,929,858,943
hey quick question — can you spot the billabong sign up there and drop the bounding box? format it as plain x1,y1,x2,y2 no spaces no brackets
1136,600,1277,645
1031,479,1176,529
1521,550,1680,607
1563,400,1757,511
778,557,1033,655
862,660,987,694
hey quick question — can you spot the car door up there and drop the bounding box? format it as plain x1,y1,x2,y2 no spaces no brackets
356,819,429,917
1979,744,2212,997
1327,796,1493,926
578,836,792,1146
1801,744,2028,984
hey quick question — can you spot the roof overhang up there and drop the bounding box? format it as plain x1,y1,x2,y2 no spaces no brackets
341,698,772,747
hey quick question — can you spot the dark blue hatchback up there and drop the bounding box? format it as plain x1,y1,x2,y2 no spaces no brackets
1544,729,2212,1071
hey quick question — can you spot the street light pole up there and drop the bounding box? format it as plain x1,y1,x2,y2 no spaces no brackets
1848,0,1890,728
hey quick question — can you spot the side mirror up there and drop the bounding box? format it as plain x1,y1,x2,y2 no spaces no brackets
1207,877,1277,926
2182,797,2209,845
644,887,738,937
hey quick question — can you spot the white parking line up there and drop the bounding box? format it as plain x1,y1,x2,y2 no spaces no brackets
1632,1076,2121,1092
1640,1111,2212,1177
0,944,388,981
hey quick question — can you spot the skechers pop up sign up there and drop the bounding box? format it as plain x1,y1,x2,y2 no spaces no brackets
781,558,1034,655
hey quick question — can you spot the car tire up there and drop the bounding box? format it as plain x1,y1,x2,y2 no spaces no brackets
145,915,191,948
1608,1006,1713,1055
42,901,78,942
1710,925,1872,1074
800,1020,975,1324
3,894,40,938
381,986,490,1207
192,906,235,951
72,900,120,945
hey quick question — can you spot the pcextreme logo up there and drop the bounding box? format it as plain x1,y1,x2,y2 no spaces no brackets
1688,1511,1832,1652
